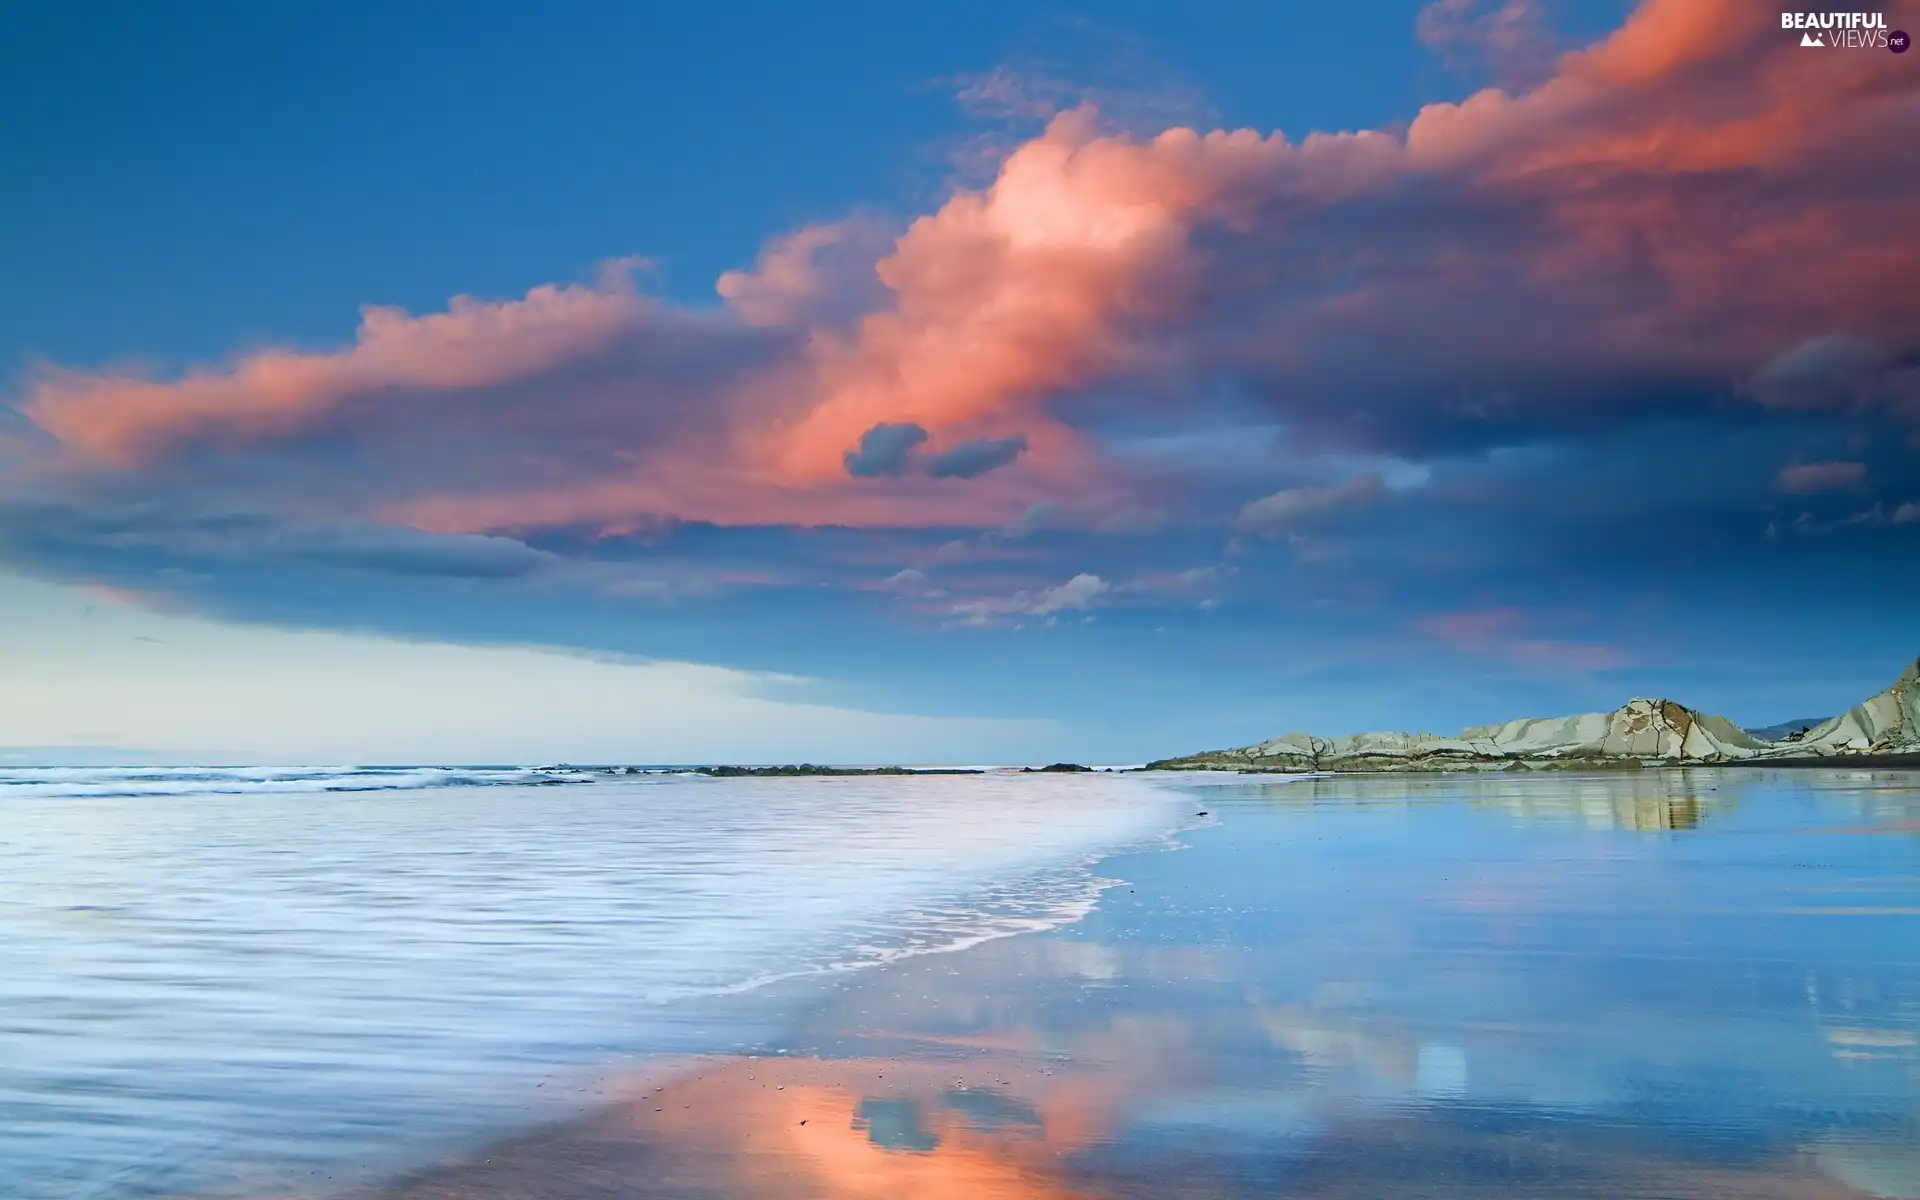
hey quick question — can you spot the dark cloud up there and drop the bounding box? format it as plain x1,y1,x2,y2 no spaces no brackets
1749,336,1888,407
924,435,1029,479
1747,335,1920,422
838,427,1029,481
0,501,553,582
843,422,931,477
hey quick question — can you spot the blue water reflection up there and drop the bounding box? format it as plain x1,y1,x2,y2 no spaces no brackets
743,767,1920,1198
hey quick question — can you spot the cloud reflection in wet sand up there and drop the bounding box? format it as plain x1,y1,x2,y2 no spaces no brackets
368,983,1894,1196
366,770,1917,1199
366,1044,1882,1200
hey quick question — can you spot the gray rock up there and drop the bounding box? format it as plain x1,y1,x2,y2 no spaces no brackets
1147,656,1919,773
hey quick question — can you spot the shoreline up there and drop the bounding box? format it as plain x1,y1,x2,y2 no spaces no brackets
341,767,1914,1199
310,776,1202,1198
342,795,1207,1198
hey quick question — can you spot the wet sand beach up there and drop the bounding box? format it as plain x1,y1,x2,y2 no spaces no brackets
359,769,1920,1200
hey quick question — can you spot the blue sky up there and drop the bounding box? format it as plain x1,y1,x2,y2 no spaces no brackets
2,0,1916,763
3,0,1487,368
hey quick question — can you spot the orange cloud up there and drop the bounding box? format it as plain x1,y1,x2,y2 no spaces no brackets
27,263,649,467
775,108,1315,487
15,0,1918,539
716,219,894,329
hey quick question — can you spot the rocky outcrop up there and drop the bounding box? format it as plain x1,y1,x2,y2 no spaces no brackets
1776,658,1920,757
1147,658,1918,773
1467,698,1769,760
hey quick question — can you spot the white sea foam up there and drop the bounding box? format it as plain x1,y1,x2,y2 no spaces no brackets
0,764,603,799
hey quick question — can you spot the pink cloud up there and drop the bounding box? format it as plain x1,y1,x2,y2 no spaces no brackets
28,263,649,466
1776,460,1867,494
1415,606,1622,670
14,0,1918,540
770,106,1328,487
714,219,893,329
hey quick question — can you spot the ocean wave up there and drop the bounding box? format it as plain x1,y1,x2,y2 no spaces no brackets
705,797,1205,1002
0,765,601,799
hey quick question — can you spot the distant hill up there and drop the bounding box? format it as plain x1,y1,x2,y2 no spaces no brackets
1148,657,1920,773
1743,718,1829,743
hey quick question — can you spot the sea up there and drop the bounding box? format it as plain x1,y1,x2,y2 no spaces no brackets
0,766,1183,1197
2,765,1917,1198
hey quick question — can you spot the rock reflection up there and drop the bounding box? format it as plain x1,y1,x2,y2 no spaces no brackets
1216,767,1734,830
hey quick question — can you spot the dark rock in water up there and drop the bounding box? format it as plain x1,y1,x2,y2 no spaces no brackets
1023,763,1092,773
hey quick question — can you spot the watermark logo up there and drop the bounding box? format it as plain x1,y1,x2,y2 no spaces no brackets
1781,11,1899,49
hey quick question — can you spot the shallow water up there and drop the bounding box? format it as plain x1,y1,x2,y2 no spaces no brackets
1076,768,1920,1195
6,767,1918,1198
0,769,1180,1198
375,767,1920,1199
